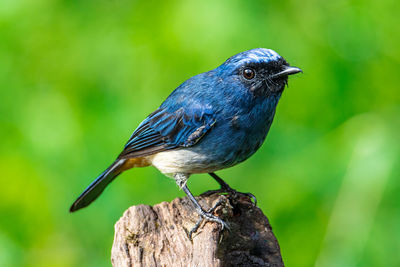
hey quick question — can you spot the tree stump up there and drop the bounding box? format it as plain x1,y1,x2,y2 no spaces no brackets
111,191,284,267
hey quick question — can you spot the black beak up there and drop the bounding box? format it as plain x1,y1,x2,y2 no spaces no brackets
270,66,302,79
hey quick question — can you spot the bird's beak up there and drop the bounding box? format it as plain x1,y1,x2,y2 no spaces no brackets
271,66,302,79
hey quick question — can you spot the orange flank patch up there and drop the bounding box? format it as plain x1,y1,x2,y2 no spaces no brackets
121,156,153,171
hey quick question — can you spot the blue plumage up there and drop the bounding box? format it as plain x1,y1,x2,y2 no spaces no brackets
70,48,302,225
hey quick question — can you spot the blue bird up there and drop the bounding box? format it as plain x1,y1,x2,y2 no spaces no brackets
70,48,301,232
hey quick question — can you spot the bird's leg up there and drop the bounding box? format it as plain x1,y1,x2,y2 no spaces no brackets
208,172,257,205
175,173,229,238
209,172,235,193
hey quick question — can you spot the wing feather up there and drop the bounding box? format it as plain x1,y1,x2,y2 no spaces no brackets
118,107,215,159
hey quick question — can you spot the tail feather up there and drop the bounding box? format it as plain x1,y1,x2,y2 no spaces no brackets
70,159,126,212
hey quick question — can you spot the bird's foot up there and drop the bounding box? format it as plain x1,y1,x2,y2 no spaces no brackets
188,199,230,240
203,187,257,206
222,185,257,206
207,172,257,205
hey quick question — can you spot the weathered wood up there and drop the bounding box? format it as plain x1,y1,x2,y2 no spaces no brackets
111,191,284,267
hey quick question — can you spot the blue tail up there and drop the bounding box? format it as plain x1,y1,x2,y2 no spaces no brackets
70,159,126,212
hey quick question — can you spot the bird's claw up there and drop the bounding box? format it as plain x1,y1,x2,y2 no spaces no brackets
204,188,257,206
188,199,229,240
242,192,257,206
226,189,257,206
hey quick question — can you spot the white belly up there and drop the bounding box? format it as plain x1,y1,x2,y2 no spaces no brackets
150,149,219,176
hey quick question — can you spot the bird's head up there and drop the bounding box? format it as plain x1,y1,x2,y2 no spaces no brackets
219,48,302,97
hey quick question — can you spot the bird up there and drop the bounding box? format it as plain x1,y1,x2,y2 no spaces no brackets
70,48,302,233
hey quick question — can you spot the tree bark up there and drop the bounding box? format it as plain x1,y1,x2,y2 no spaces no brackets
111,191,284,267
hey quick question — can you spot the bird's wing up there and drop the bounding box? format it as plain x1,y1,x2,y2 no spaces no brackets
70,106,216,212
118,107,216,159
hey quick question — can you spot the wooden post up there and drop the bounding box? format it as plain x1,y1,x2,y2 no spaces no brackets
111,191,284,267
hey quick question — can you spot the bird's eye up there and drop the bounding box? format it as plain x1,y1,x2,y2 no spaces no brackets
242,68,255,80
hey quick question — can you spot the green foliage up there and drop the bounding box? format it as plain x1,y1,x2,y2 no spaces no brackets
0,0,399,266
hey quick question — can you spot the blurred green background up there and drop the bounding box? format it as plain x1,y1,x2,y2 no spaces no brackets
1,0,399,266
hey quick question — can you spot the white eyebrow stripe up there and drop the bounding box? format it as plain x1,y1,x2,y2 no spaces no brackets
265,49,281,60
236,49,281,65
222,48,283,68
